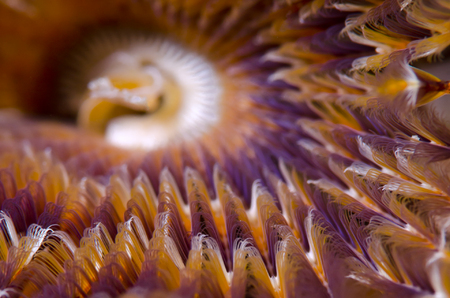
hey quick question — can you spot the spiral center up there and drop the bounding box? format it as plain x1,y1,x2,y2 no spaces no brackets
68,33,222,150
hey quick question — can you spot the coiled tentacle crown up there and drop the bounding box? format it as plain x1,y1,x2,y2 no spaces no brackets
1,0,450,297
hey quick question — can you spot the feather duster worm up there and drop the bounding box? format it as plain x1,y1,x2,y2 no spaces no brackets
1,0,450,297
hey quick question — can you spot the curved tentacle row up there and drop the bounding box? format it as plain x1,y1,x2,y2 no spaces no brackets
1,0,450,297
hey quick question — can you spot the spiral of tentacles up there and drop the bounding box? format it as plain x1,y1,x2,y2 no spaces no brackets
1,0,450,297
